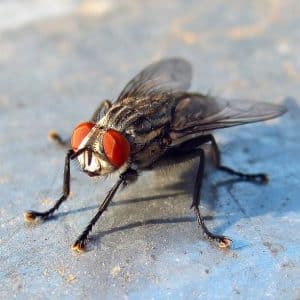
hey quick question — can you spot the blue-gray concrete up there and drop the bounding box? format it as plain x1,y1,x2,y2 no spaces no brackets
0,1,299,299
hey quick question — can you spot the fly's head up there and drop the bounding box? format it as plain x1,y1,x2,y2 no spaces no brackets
70,122,130,177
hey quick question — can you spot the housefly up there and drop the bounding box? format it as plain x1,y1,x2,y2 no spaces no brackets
24,58,287,252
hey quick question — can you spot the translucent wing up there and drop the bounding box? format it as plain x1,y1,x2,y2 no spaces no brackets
171,93,287,140
116,58,192,102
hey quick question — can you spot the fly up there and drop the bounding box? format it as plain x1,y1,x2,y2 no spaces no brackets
24,58,287,252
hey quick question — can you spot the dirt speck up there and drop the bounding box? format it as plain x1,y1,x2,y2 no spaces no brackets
263,241,284,257
56,268,76,283
281,261,295,269
111,265,121,277
67,274,77,283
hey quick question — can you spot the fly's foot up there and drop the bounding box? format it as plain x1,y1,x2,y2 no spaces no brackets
24,211,38,222
257,173,269,184
24,210,46,222
24,210,49,222
205,230,231,249
193,206,231,249
71,239,86,253
48,130,62,142
48,130,69,147
215,236,232,249
242,173,268,184
218,166,269,184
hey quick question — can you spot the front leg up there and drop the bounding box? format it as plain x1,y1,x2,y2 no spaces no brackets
24,149,74,222
48,100,113,147
72,168,137,252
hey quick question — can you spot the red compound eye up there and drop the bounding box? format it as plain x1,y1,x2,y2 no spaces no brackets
71,122,95,151
103,130,130,167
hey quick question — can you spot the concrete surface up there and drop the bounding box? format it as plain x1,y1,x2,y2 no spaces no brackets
0,0,300,299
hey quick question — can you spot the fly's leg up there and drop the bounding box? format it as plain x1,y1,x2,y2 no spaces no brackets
72,169,137,252
207,135,268,183
48,131,70,147
90,99,112,122
169,134,268,183
24,149,74,222
48,100,112,147
191,148,231,248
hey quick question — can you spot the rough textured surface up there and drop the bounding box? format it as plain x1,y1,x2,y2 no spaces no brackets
0,0,299,299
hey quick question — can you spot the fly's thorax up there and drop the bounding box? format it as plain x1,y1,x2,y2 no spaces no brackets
71,122,131,176
95,97,176,168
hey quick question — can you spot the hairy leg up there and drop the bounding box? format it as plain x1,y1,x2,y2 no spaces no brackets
72,168,137,252
164,134,269,248
24,149,75,221
167,134,268,183
206,134,268,183
90,99,112,122
190,148,231,248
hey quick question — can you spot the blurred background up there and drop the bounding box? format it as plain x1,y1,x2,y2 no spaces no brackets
0,1,299,299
